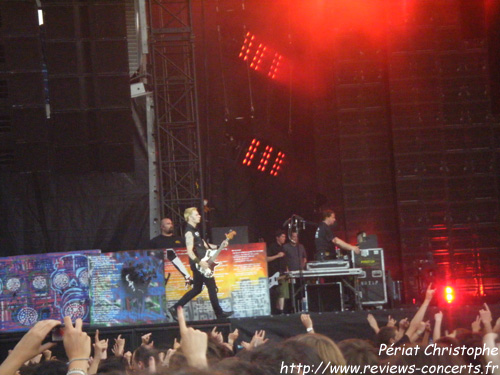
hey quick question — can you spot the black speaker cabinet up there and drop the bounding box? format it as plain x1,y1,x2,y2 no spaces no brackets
306,282,343,312
351,248,387,306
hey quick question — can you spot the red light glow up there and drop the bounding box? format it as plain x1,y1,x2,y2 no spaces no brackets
239,32,285,80
444,286,455,304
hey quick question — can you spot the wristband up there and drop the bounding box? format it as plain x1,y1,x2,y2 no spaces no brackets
306,327,314,332
67,359,89,365
193,257,200,264
67,369,87,375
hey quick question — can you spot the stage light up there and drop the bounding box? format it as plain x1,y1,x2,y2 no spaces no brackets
240,138,286,176
444,286,455,303
239,32,285,80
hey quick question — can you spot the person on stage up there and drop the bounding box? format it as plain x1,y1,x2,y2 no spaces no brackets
283,230,307,312
267,229,288,314
283,230,307,272
149,217,191,282
315,209,360,261
168,207,233,320
149,218,184,249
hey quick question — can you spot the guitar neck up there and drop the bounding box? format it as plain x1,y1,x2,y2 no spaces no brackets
208,243,225,262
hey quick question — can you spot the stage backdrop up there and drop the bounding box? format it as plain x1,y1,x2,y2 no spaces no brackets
0,250,100,331
164,243,270,320
89,250,166,326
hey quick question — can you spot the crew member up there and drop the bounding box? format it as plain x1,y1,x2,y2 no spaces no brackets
149,218,190,281
315,209,360,261
149,218,184,249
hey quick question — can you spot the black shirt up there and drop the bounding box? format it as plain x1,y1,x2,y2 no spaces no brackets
267,241,287,276
185,223,207,265
315,221,336,257
149,234,184,250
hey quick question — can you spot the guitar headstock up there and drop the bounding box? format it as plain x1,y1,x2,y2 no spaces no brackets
225,230,237,240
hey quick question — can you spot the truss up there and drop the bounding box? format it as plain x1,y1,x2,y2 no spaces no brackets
147,0,204,232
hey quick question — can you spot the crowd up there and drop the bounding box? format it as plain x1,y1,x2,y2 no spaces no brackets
1,285,500,375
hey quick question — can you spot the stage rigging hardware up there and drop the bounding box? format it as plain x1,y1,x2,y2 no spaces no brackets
147,0,205,237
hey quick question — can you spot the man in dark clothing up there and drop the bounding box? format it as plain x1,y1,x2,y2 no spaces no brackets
149,218,184,249
169,208,233,320
283,231,307,271
315,209,360,261
149,218,190,281
283,230,307,312
267,229,288,314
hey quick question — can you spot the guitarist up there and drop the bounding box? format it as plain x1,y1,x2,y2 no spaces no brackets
168,207,233,320
267,230,288,314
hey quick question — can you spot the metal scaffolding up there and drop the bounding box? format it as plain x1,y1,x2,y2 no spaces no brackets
147,0,204,233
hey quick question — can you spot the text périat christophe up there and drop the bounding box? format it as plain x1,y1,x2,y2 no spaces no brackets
379,343,499,361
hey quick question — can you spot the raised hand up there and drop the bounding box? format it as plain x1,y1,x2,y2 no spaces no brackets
471,315,482,333
228,328,239,347
479,303,493,333
63,316,91,370
210,327,223,344
479,303,493,324
1,318,60,374
111,334,125,357
434,311,443,322
366,314,379,333
301,314,315,333
141,333,154,348
93,329,109,360
425,284,436,302
178,306,208,369
242,330,268,350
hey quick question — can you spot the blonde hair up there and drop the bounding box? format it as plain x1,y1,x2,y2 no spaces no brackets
184,207,198,222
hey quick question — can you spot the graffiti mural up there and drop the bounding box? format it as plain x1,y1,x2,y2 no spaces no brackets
0,250,100,331
89,250,166,326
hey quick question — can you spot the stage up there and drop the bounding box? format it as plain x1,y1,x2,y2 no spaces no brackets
1,304,498,362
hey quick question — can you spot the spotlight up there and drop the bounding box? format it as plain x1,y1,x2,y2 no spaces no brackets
444,286,455,304
240,138,286,176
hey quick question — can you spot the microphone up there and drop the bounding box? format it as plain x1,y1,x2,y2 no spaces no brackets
282,217,293,227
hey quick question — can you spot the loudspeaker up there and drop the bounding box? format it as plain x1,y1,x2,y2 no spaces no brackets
211,226,249,244
306,282,343,312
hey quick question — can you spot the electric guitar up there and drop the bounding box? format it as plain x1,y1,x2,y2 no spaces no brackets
196,230,237,278
268,271,289,289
